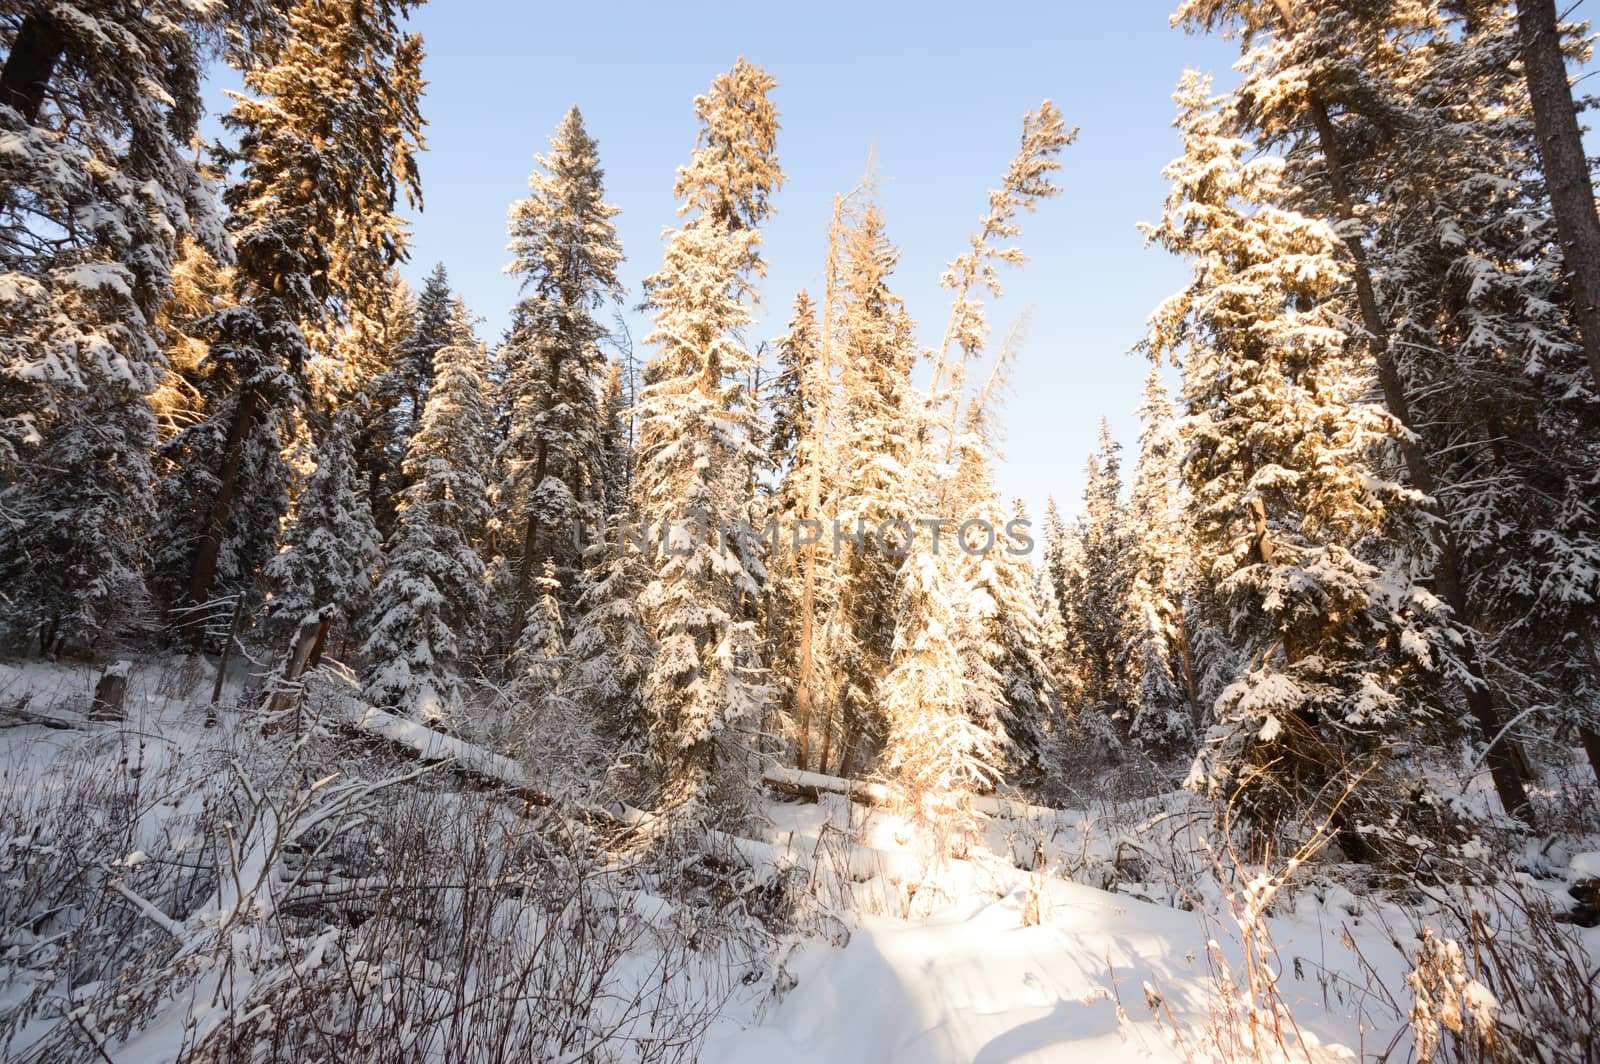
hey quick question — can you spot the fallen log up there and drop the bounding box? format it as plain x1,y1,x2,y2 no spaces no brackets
761,764,1060,822
341,703,638,830
762,765,895,807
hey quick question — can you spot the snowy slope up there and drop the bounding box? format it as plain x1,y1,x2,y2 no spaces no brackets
706,873,1375,1063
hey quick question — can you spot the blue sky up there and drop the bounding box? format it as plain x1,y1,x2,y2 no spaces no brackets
382,1,1250,524
204,3,1247,522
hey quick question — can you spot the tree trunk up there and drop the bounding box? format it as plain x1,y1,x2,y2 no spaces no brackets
90,662,130,722
305,616,332,668
187,387,259,648
1519,0,1600,393
264,611,325,726
793,195,846,773
838,719,859,781
207,594,246,725
514,348,563,631
1175,607,1202,728
0,9,63,124
1266,0,1536,826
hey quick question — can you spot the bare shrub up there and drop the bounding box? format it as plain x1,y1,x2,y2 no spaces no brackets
1403,880,1598,1063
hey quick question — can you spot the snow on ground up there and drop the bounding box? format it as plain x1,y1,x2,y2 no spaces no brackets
708,797,1398,1063
3,656,1596,1062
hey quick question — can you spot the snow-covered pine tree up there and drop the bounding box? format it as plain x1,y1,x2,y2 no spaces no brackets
925,102,1073,476
951,457,1062,781
565,352,654,754
566,515,655,758
1144,73,1451,848
0,2,227,649
0,1,225,469
764,290,835,769
1032,549,1080,713
345,272,417,542
390,263,454,444
498,106,624,623
1338,4,1600,790
1173,0,1538,823
1517,0,1600,394
1126,369,1195,757
264,408,381,653
0,389,159,654
768,291,821,509
362,298,493,719
168,0,423,645
635,59,782,815
830,205,922,778
1066,420,1138,735
879,521,1006,856
1040,496,1072,629
881,100,1069,828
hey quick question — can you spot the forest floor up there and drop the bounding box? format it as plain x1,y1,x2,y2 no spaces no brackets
2,655,1598,1062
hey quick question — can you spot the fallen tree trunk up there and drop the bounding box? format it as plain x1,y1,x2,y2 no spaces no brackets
762,764,1060,821
763,765,896,807
342,703,637,830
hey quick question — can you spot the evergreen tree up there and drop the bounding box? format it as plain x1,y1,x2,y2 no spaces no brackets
1348,5,1600,787
1126,369,1195,756
952,469,1061,779
1040,496,1072,627
879,519,1005,852
764,290,834,769
1145,75,1451,846
636,59,783,814
264,409,381,648
0,2,225,648
0,390,159,653
498,106,624,621
830,206,922,777
1173,0,1540,821
567,517,655,755
362,299,493,719
168,0,424,644
0,1,225,469
348,273,418,541
1066,420,1137,734
390,263,454,441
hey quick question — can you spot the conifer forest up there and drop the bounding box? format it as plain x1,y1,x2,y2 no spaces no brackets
5,1,1600,1060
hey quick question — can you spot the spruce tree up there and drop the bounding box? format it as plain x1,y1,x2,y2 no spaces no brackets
498,106,624,620
1145,75,1452,847
167,0,424,644
390,263,454,441
636,59,783,814
764,290,834,769
0,2,225,649
362,299,493,719
264,409,381,650
830,206,922,777
567,518,655,755
952,462,1062,780
1126,369,1195,756
879,519,1005,850
1067,420,1137,735
1173,0,1539,822
0,1,224,469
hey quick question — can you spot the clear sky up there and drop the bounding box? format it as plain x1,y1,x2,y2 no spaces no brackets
215,2,1247,523
381,1,1252,523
